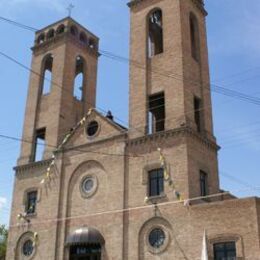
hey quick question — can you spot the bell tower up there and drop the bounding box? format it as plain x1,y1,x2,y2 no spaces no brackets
18,17,99,165
128,0,213,140
128,0,220,199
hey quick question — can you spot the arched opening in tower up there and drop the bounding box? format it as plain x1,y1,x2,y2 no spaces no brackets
148,9,163,57
41,54,53,95
73,56,85,101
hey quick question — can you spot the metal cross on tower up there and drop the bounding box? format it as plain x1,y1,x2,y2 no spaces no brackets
67,4,75,17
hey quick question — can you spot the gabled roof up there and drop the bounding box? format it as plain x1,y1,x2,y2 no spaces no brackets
60,109,128,150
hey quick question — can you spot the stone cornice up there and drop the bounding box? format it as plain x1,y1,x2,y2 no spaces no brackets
31,33,100,58
128,0,207,16
14,159,52,174
127,0,162,8
127,127,219,151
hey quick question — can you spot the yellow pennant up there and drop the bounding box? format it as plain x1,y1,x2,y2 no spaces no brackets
80,117,86,125
50,160,55,166
87,108,93,116
163,167,170,181
144,196,149,204
62,134,70,145
33,232,39,246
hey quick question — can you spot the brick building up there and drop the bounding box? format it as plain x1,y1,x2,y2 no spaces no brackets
6,0,260,259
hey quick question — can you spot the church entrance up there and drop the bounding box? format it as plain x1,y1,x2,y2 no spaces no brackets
66,227,105,260
69,244,101,260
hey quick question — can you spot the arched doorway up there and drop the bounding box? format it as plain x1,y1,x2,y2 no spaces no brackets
66,227,105,260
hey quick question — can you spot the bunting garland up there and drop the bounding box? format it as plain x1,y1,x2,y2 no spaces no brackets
39,108,92,187
157,148,186,204
17,213,30,223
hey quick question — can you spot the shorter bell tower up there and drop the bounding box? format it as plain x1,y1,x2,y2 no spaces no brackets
18,17,99,165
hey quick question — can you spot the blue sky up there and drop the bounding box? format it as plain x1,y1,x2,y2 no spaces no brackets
0,0,260,225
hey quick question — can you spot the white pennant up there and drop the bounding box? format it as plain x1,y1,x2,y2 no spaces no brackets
201,230,208,260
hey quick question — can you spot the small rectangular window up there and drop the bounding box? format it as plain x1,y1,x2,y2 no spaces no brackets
148,93,165,134
32,128,46,162
194,96,202,132
200,170,208,197
214,242,236,260
149,168,164,197
26,191,37,215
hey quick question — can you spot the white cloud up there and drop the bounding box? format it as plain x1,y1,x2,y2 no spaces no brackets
0,197,7,211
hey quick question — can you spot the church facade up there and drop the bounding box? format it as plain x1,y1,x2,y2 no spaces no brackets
6,0,260,259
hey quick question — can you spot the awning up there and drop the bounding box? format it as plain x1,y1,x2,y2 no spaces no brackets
66,227,105,246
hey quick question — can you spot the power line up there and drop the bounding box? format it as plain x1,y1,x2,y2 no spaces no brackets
1,47,260,143
0,16,37,32
1,16,260,110
0,16,259,188
6,186,260,230
0,15,259,141
0,132,142,158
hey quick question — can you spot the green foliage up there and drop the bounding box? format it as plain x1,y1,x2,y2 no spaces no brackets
0,225,8,260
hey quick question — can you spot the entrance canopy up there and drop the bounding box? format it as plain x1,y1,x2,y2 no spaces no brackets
66,227,105,246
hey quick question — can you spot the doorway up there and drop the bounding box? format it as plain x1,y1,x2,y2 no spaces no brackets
69,244,101,260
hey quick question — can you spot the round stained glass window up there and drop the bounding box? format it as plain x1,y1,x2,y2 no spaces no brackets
86,121,99,137
83,178,94,193
22,240,34,256
148,228,166,248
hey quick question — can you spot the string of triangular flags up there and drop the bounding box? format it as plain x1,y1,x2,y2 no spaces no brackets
17,109,93,224
157,147,184,201
40,108,93,186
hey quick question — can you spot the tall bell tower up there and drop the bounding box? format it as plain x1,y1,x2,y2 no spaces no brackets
128,0,213,139
128,0,219,199
18,17,99,165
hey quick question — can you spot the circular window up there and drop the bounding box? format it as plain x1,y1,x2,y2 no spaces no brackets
86,121,99,137
81,175,98,198
82,177,94,193
148,228,166,248
22,240,34,256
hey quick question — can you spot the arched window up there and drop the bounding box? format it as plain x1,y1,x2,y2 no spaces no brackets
148,9,163,57
190,13,200,61
37,33,45,44
73,56,85,101
41,54,53,95
46,29,55,40
70,25,78,36
56,24,65,35
79,32,88,44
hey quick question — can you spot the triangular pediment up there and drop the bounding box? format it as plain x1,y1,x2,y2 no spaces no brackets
62,109,127,149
